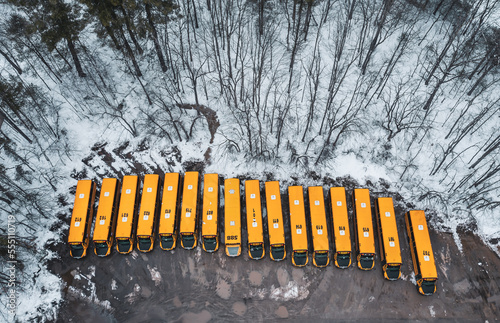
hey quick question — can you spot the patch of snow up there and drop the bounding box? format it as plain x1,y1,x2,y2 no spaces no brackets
246,288,267,300
429,305,436,318
125,284,142,304
269,281,310,301
409,272,416,286
147,265,162,287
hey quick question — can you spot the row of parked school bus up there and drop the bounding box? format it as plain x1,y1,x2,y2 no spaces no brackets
68,172,438,296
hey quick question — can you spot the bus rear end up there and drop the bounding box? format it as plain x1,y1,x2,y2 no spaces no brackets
180,171,200,249
405,210,438,295
353,188,376,270
265,181,286,261
288,186,309,267
115,175,139,254
224,178,241,257
92,178,120,257
136,174,160,252
376,197,402,280
308,186,330,267
245,180,265,260
202,173,219,252
68,180,96,259
329,187,352,268
158,173,181,250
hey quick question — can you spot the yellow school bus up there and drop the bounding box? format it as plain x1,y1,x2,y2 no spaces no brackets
201,173,219,252
136,174,160,252
115,175,140,254
288,186,309,267
405,210,438,295
224,178,241,257
92,178,120,257
245,180,265,260
158,173,181,250
68,180,97,259
308,186,330,267
353,188,376,270
329,187,352,268
179,171,200,249
264,181,286,261
376,197,402,280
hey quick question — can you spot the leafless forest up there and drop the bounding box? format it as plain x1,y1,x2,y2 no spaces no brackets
0,0,499,320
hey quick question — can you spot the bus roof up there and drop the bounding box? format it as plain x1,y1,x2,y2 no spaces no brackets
329,187,351,253
245,180,264,244
68,180,95,243
265,181,285,246
180,171,199,234
377,198,402,264
353,188,375,254
224,178,241,244
137,174,160,236
202,173,219,237
93,178,119,241
408,210,438,279
288,186,308,251
158,173,180,235
115,175,139,239
308,186,329,252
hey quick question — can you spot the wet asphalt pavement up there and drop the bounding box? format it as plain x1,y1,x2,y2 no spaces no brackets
50,222,500,322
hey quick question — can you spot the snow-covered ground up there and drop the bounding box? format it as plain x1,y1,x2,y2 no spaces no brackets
0,0,499,321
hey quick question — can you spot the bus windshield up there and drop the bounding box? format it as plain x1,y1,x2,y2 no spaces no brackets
182,234,195,248
227,246,240,257
70,243,84,258
117,238,131,252
360,254,374,269
138,237,151,251
249,243,264,259
421,279,436,294
314,251,329,266
336,252,350,268
203,237,217,251
385,264,401,280
294,251,307,266
94,242,108,256
271,245,285,260
160,235,175,249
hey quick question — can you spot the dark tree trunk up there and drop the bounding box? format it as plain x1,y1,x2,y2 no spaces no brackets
145,3,167,72
104,24,121,50
119,28,142,77
0,48,22,74
361,0,394,75
66,37,86,77
119,5,143,55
